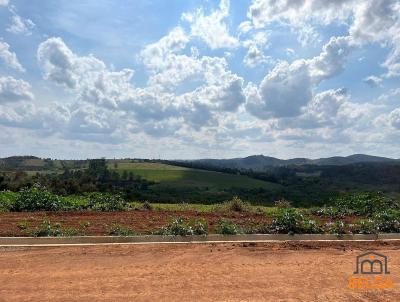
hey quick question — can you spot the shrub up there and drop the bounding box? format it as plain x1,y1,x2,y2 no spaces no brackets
270,208,323,234
0,190,17,212
87,192,126,211
28,219,83,237
107,224,136,236
217,196,251,212
373,210,400,232
17,220,30,230
271,209,304,234
333,192,398,216
302,219,323,234
80,221,91,229
313,206,345,219
353,219,378,234
59,196,90,211
325,220,347,235
156,217,208,236
191,219,208,235
141,201,153,211
274,198,292,209
216,219,241,235
243,223,271,234
13,183,61,211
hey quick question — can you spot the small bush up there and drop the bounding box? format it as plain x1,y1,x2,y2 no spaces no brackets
87,192,126,211
274,198,292,209
156,217,208,236
353,219,378,234
334,192,398,216
271,209,304,234
0,190,17,212
216,219,241,235
17,220,30,230
271,208,323,234
243,223,271,234
107,224,136,236
373,210,400,232
302,219,323,234
217,196,251,212
28,219,83,237
13,184,61,211
80,221,91,229
313,206,345,219
141,201,153,211
325,220,347,235
59,196,90,211
192,219,208,235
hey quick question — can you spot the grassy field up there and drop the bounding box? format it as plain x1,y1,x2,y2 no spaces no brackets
1,158,283,204
109,162,281,190
127,201,282,214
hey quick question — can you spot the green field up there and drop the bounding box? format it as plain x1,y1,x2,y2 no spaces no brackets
126,201,283,215
1,158,283,204
110,162,281,190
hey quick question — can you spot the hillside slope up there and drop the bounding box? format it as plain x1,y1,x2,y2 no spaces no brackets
190,154,398,171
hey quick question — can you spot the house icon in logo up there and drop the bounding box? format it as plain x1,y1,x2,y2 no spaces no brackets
354,251,390,275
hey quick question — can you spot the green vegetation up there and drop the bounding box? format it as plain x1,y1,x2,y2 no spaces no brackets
13,183,62,211
271,208,321,234
24,219,88,237
354,219,377,234
216,219,241,235
127,201,218,212
155,217,208,236
0,190,17,212
274,198,292,208
216,196,252,212
3,156,400,206
326,220,346,236
107,224,136,236
373,210,400,232
0,158,282,204
140,201,153,211
109,161,277,189
87,193,126,211
333,192,399,216
0,156,400,235
165,159,400,206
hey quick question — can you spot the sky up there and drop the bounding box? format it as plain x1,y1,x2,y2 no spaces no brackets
0,0,399,160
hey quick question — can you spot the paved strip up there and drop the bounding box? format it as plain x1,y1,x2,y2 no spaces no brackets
1,233,400,246
2,239,400,247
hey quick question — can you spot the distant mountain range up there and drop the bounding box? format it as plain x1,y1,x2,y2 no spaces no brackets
189,154,399,171
1,154,399,173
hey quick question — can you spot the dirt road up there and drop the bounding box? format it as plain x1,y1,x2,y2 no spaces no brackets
0,241,399,301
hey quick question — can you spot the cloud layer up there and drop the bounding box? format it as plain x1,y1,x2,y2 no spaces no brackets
0,0,399,158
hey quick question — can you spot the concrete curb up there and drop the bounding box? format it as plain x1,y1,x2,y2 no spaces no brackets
1,233,400,246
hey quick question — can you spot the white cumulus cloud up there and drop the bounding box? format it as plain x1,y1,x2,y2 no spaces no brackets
363,75,383,88
182,0,239,49
0,41,25,72
246,36,353,118
7,14,35,35
0,76,33,103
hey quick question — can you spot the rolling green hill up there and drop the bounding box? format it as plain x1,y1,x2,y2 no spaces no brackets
3,156,398,206
109,162,281,191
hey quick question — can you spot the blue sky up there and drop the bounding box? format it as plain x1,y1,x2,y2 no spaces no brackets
0,0,399,159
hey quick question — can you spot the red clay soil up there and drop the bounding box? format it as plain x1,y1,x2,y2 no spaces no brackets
0,241,399,301
0,210,271,236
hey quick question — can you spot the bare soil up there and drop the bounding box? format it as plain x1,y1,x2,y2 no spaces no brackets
0,241,399,301
0,210,271,236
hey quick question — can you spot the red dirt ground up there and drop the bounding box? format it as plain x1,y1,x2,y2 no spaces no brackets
0,210,272,236
0,241,399,301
